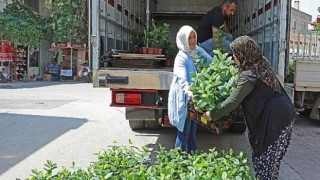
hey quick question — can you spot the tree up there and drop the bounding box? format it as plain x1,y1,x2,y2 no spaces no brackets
312,7,320,32
0,0,49,47
44,0,88,44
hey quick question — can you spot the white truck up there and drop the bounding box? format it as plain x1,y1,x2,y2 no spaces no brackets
292,30,320,120
90,0,291,130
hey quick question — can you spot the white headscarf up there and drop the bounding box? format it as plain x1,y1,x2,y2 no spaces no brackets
176,25,197,60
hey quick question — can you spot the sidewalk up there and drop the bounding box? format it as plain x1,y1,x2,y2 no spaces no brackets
0,80,80,89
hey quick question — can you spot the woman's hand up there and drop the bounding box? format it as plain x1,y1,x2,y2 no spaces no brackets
203,111,212,121
192,96,202,113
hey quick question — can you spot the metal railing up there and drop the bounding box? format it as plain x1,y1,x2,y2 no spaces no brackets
291,31,320,61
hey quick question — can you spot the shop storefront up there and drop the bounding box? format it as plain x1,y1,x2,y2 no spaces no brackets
0,39,40,82
44,42,87,81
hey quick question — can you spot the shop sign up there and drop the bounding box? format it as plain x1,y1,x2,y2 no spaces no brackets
70,42,86,48
51,42,68,48
51,42,85,49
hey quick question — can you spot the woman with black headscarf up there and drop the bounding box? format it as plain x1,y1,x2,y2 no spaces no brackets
203,35,296,179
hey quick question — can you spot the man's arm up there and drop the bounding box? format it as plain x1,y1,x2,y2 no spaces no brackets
223,21,229,33
211,27,219,41
212,21,229,41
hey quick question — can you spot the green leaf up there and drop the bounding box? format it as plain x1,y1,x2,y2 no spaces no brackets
222,172,228,180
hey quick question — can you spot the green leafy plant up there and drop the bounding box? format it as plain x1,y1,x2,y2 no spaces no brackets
144,19,170,48
163,42,178,60
190,22,238,112
215,25,227,53
90,141,150,179
190,50,238,112
0,0,49,47
131,30,145,49
149,146,253,179
285,57,296,83
25,142,253,180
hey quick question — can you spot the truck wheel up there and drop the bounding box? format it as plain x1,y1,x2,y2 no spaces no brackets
230,113,247,133
145,120,161,130
145,110,161,130
129,120,145,130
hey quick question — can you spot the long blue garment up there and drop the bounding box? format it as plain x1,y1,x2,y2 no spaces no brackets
168,46,212,132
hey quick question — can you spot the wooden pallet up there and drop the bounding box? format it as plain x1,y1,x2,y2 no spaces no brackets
110,53,166,68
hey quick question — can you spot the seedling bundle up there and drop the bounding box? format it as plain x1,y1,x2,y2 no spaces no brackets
190,50,239,134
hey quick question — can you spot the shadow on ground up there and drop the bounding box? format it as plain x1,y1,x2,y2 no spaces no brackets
0,113,87,175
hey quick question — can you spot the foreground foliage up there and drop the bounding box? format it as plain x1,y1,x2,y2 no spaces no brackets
25,142,253,180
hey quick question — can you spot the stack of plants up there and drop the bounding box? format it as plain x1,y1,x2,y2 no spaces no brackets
189,27,239,134
190,51,238,112
25,142,253,179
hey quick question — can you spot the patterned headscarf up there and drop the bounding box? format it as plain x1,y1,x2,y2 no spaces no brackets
230,35,281,92
176,25,197,60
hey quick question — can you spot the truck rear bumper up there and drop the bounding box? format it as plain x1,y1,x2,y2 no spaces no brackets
95,69,173,90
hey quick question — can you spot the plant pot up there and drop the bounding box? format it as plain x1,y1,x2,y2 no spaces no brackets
154,48,159,55
142,47,148,54
147,47,155,54
165,59,174,67
189,112,197,120
132,48,140,54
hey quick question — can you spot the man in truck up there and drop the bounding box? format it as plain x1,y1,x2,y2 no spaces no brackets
197,0,237,55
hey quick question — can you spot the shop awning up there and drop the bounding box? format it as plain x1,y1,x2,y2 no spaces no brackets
49,42,86,51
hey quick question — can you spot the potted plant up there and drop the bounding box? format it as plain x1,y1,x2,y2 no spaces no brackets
141,29,149,54
131,30,144,53
148,19,170,55
156,23,170,55
163,42,178,66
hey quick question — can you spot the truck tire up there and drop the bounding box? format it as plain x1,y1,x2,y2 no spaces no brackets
145,110,161,130
230,113,247,133
145,120,161,129
129,120,145,130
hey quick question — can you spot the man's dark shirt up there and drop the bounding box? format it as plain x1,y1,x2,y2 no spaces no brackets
197,6,225,43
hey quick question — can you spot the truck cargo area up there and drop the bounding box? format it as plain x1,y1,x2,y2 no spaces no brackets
90,0,290,131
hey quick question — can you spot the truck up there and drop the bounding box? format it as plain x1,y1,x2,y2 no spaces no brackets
90,0,292,131
291,30,320,120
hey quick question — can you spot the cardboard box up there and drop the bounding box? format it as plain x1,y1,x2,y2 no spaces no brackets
43,74,52,81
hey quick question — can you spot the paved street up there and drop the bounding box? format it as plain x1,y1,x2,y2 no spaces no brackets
0,81,319,179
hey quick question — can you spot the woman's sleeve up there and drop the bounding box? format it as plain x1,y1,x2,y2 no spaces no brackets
174,53,193,97
198,46,213,63
210,77,254,121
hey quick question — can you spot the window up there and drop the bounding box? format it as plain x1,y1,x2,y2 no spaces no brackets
302,22,305,30
292,19,297,29
24,0,39,12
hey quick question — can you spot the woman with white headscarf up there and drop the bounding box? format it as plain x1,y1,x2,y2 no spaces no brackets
168,25,212,153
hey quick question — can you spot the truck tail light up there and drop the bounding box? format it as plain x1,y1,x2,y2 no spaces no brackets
115,93,141,105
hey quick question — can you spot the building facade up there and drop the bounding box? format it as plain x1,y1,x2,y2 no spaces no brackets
289,2,314,55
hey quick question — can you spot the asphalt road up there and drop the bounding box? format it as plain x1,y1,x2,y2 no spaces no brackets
0,81,319,179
